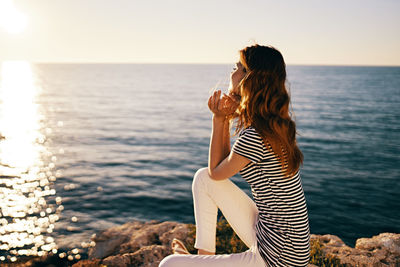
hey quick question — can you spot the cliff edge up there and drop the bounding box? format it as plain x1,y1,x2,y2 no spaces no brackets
69,219,399,267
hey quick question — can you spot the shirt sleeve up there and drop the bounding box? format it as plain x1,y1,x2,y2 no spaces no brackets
232,127,265,164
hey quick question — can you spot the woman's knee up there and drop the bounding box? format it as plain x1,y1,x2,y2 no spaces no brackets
192,167,210,191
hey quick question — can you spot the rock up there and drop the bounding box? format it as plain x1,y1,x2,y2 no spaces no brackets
102,245,165,267
311,232,400,267
89,235,127,259
72,218,399,267
79,219,192,267
71,258,102,267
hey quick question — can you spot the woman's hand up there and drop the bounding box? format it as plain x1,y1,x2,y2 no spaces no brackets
208,90,240,119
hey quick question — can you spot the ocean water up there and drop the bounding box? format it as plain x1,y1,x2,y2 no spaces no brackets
0,62,399,261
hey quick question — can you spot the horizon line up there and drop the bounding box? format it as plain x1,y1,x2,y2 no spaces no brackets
1,60,400,67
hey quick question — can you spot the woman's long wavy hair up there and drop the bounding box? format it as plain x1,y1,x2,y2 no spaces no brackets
231,44,303,177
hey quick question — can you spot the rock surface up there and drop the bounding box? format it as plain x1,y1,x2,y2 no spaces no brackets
72,220,193,267
311,233,400,267
72,219,400,267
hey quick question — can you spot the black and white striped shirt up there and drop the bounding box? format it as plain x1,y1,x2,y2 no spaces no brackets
232,126,310,267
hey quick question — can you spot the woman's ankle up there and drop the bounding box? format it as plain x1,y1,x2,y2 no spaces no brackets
197,248,215,255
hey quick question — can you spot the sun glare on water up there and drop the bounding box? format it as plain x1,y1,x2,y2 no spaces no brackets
0,0,28,34
0,61,63,262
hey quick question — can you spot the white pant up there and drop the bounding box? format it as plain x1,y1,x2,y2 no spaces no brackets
159,167,266,267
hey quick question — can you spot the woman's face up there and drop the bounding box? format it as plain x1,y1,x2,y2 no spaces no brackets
229,61,247,97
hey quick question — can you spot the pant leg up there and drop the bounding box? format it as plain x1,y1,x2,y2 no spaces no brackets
192,167,259,253
158,246,266,267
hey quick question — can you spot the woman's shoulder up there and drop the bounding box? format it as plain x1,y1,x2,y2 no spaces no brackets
239,126,265,144
239,126,273,150
241,126,262,138
233,126,266,163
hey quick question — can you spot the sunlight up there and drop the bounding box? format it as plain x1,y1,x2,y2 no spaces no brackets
0,61,60,259
0,0,28,34
0,61,41,172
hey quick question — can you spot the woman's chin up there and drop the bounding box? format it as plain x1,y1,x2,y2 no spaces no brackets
228,87,237,96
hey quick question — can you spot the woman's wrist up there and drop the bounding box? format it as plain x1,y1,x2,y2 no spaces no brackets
212,114,227,123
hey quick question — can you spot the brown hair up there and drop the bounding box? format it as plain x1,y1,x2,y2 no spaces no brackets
231,44,303,177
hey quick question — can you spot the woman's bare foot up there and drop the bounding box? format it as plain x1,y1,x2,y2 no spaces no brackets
171,238,190,255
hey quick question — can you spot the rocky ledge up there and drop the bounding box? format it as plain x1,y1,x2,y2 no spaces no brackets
311,233,400,266
74,220,193,267
66,219,400,267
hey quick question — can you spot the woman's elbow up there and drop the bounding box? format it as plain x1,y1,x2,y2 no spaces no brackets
207,167,223,181
207,167,215,179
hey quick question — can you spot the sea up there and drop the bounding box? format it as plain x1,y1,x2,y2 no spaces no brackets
0,62,399,262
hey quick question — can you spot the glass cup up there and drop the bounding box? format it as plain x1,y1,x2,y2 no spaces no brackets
209,75,231,99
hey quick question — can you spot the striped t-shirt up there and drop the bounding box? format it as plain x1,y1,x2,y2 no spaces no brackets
232,126,310,267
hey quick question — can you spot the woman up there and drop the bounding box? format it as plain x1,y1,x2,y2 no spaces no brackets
159,44,310,267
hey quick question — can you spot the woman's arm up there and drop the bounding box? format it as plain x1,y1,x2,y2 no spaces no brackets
222,117,231,157
208,115,227,175
207,91,250,180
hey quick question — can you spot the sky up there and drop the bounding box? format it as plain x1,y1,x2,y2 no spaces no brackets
0,0,399,65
